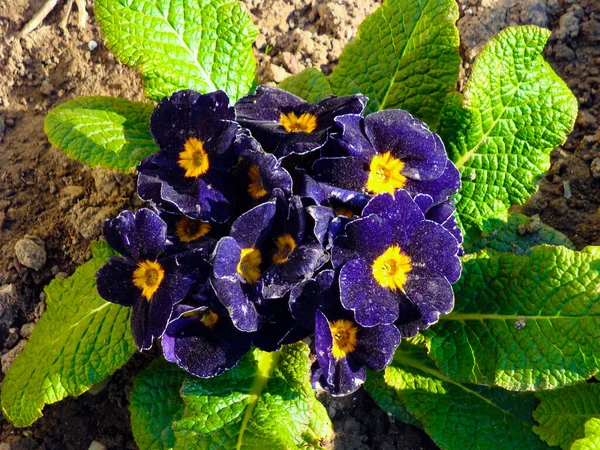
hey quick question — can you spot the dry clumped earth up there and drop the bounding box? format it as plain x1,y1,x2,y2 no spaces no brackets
0,0,599,449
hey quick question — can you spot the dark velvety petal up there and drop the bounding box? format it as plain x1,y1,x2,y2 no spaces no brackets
230,199,276,248
339,258,399,327
283,241,328,279
403,267,454,326
314,310,336,386
235,130,293,197
252,301,297,352
323,186,370,212
163,312,252,378
331,235,357,268
131,298,153,350
413,193,435,213
235,85,306,121
210,278,258,332
306,205,335,245
312,157,368,191
405,160,460,205
341,215,394,262
425,201,464,248
308,95,367,129
103,209,166,261
160,250,210,301
363,190,425,231
259,266,297,300
333,114,376,159
354,324,401,371
289,269,336,327
294,169,328,205
274,131,329,158
395,298,428,338
406,220,462,283
96,257,140,307
201,120,240,170
364,110,447,180
145,287,175,346
211,237,242,279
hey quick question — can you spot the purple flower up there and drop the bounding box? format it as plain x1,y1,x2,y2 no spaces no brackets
291,270,400,396
137,90,240,222
234,86,367,158
312,111,460,208
210,200,277,332
162,293,252,378
234,129,293,201
96,209,207,350
333,190,462,330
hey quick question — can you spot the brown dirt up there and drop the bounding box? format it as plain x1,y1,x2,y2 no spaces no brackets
0,0,598,449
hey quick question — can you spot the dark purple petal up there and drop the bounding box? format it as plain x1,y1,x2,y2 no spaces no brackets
339,258,399,326
333,114,375,159
354,324,401,371
306,205,335,245
211,237,241,279
406,220,462,283
426,202,463,249
405,160,460,204
306,95,367,129
230,200,276,249
210,278,258,332
103,209,166,261
312,157,368,191
289,269,336,328
340,215,394,262
314,310,336,385
295,169,329,204
395,298,428,339
131,298,152,350
96,257,139,307
403,267,454,326
235,86,306,121
364,110,447,181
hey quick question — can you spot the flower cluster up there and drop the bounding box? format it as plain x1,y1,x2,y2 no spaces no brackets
96,87,462,396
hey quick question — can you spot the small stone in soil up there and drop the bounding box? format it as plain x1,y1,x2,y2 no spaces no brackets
20,322,35,339
591,157,600,179
88,40,98,51
14,238,47,271
1,340,27,373
88,441,107,450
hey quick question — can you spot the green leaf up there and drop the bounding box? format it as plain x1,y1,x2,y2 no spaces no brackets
328,0,461,128
425,245,600,391
572,418,600,450
301,397,334,450
44,96,158,172
1,242,136,427
370,344,547,450
533,383,600,449
279,68,333,103
95,0,258,102
441,26,577,232
130,359,188,450
172,342,331,449
465,213,574,255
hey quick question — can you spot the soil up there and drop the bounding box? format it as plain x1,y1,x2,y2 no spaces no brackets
0,0,598,449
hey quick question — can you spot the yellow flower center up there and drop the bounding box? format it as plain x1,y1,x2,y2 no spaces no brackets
330,319,358,359
178,137,210,178
132,260,165,300
366,152,406,194
279,112,317,133
200,310,219,328
272,234,296,264
175,216,212,242
247,164,268,199
237,247,262,284
372,246,412,290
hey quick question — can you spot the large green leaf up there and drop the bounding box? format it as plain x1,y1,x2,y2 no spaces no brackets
465,213,574,255
328,0,460,128
424,245,600,391
95,0,258,102
1,242,136,427
279,68,333,103
130,359,188,450
366,344,547,450
172,343,331,449
572,418,600,450
533,383,600,449
440,26,577,232
44,96,158,172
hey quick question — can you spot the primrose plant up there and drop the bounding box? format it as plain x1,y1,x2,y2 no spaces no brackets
2,0,595,449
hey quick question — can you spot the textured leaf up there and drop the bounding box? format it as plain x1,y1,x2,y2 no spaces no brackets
44,96,158,172
572,418,600,450
1,242,136,427
440,26,577,232
279,68,333,103
425,245,600,391
328,0,460,128
465,213,574,255
533,383,600,449
301,397,333,450
95,0,258,102
172,342,331,449
369,344,547,450
130,359,188,450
